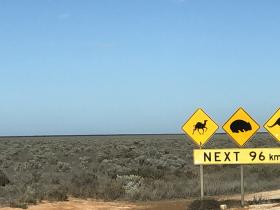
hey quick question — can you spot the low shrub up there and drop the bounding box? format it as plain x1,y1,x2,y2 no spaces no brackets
20,186,37,204
45,185,68,201
9,201,28,209
0,170,10,186
136,166,164,179
101,179,125,200
116,175,144,199
69,172,98,197
56,162,71,172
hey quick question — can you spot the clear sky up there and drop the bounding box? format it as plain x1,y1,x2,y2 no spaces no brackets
0,0,279,136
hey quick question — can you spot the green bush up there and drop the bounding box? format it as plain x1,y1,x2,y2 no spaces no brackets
0,170,10,186
116,175,144,199
9,201,28,209
45,185,68,201
69,172,98,197
101,179,125,200
137,166,164,179
20,186,38,204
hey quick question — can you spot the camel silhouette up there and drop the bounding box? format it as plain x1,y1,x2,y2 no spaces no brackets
193,120,208,135
268,117,280,128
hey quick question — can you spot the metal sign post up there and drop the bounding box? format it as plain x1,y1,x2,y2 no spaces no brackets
241,165,244,207
200,144,204,200
200,164,204,200
222,107,260,208
182,108,218,201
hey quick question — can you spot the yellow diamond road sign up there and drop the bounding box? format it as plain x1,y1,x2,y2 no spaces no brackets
182,108,218,148
264,108,280,142
222,108,260,147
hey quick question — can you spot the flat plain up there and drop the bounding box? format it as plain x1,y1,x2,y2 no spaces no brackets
0,133,279,208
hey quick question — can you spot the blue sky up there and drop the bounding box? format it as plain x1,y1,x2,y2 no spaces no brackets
0,0,279,135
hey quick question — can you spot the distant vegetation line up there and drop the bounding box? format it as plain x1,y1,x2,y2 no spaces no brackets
0,131,268,138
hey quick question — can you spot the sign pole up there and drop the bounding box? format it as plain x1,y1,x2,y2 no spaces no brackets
200,164,204,200
241,164,244,207
199,143,204,200
181,108,218,201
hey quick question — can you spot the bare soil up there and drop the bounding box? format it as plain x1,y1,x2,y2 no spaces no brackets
0,198,190,210
2,190,280,210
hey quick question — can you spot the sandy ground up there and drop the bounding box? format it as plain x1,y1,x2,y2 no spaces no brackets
0,198,190,210
0,198,141,210
232,203,280,210
219,189,280,210
219,189,280,201
1,190,280,210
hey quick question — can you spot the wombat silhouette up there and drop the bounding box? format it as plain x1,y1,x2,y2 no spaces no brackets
230,120,252,133
268,118,280,128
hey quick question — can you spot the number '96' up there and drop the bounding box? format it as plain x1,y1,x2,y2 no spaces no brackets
249,151,265,161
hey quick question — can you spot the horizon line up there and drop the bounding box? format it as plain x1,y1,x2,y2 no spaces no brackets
0,131,268,138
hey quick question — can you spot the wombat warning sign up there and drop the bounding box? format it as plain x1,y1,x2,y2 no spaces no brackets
222,108,260,147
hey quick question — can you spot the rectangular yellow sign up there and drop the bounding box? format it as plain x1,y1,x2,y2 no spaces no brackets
193,148,280,165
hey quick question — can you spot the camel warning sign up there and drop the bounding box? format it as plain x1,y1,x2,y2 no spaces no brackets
182,108,218,148
222,108,260,147
264,108,280,142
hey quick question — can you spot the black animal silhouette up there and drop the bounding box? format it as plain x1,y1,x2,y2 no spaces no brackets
193,120,208,135
268,118,280,128
230,119,252,133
